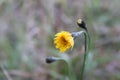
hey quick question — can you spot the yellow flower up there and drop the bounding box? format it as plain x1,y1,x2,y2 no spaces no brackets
54,31,74,53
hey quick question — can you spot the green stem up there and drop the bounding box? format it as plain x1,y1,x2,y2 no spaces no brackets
80,31,90,80
60,59,76,80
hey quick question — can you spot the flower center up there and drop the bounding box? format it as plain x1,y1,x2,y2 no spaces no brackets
61,36,67,45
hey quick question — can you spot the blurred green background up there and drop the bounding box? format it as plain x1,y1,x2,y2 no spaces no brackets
0,0,120,80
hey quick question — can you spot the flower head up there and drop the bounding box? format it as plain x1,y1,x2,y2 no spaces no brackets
54,31,74,53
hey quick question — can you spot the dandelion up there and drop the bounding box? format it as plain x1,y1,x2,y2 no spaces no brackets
54,31,74,53
46,19,90,80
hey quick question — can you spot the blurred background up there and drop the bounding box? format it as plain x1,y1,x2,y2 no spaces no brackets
0,0,120,80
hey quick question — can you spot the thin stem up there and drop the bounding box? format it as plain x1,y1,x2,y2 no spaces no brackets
60,59,76,80
80,31,90,80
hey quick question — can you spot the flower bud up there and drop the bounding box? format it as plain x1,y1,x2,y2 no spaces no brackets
77,19,87,31
46,57,60,63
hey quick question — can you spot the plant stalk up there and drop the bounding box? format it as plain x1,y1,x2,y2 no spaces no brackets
60,59,76,80
80,31,90,80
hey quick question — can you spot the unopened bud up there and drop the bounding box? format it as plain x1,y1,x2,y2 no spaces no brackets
46,57,60,63
77,19,87,31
